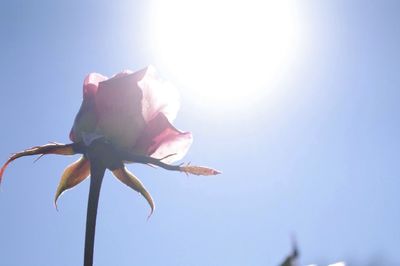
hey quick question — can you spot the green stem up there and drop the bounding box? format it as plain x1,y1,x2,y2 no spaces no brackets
84,159,106,266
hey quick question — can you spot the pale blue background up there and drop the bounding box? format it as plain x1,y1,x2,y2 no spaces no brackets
0,1,399,265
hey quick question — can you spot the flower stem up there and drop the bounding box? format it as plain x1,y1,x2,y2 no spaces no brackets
84,158,106,266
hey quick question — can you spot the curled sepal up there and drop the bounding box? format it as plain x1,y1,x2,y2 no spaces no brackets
112,167,155,219
180,165,221,176
0,143,77,184
54,156,91,209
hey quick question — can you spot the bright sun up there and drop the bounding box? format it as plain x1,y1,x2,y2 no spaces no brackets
147,0,304,109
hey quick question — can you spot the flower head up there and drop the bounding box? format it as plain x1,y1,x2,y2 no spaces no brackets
71,66,192,162
0,66,219,217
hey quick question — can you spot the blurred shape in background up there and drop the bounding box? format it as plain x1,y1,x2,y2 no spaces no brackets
280,236,299,266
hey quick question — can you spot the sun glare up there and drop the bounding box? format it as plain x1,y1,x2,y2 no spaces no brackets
148,0,304,109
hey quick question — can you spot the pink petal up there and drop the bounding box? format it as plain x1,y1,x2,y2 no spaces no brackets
138,66,180,123
134,113,193,163
83,73,108,98
70,73,107,142
95,69,148,149
69,102,98,143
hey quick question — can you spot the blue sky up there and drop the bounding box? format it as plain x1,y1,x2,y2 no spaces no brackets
0,0,399,265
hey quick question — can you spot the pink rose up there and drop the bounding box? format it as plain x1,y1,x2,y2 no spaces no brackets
70,66,193,163
0,66,219,216
0,66,219,266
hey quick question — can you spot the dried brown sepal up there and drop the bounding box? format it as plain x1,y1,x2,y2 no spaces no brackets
112,167,155,219
180,165,221,176
0,143,76,184
54,156,91,209
120,150,221,176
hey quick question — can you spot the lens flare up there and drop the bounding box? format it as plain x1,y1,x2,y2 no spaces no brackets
147,0,305,109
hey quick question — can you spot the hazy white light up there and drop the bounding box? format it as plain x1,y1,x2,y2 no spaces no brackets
307,262,346,266
148,0,304,108
328,262,346,266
